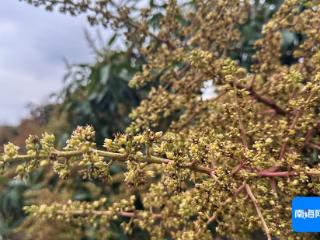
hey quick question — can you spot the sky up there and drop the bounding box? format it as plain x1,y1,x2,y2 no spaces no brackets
0,0,104,125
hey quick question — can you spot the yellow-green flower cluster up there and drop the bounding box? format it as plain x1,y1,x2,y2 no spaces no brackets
3,142,19,160
3,0,320,239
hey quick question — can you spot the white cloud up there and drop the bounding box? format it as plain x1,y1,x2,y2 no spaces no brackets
0,0,106,125
0,20,18,36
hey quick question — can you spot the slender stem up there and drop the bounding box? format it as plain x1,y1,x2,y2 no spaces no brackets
206,183,246,225
5,148,320,178
231,86,248,175
234,83,287,116
309,143,320,151
257,171,298,177
245,184,271,240
58,210,161,219
248,86,286,116
94,149,214,175
277,91,315,171
257,170,320,177
233,86,248,148
91,149,126,159
270,178,278,198
231,162,244,175
3,150,83,163
3,148,214,176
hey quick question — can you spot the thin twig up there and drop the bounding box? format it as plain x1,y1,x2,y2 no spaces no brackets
257,170,320,177
233,86,248,148
270,178,278,198
57,210,162,219
5,148,320,178
207,183,246,225
245,184,271,240
2,148,215,176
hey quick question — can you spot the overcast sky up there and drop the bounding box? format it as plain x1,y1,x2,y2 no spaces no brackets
0,0,103,125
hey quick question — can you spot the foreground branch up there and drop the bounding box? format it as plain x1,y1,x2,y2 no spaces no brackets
245,184,271,240
4,147,320,179
58,210,162,219
2,148,214,176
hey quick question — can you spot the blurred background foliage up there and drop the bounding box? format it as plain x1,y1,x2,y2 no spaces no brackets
56,49,146,146
0,0,308,239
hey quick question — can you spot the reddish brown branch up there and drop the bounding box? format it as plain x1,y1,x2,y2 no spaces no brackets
206,183,246,224
245,184,272,240
231,162,244,175
257,171,297,177
309,143,320,151
233,82,287,116
270,178,278,197
257,170,320,177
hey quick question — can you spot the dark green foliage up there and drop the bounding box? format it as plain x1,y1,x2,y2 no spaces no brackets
58,51,145,145
231,0,284,68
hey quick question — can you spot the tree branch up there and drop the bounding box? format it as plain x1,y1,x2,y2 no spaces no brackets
2,148,214,176
58,209,162,219
207,183,246,225
234,83,287,116
245,184,271,240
